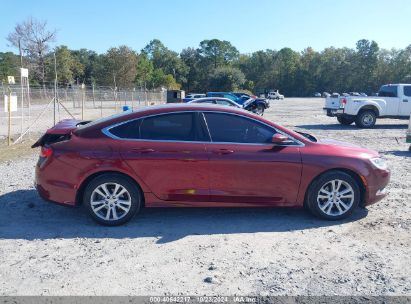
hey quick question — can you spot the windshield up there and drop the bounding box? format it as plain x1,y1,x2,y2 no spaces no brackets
295,130,317,142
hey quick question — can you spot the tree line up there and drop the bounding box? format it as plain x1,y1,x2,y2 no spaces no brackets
1,18,411,96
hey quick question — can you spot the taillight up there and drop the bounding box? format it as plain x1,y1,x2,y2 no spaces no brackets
40,146,53,158
341,98,347,105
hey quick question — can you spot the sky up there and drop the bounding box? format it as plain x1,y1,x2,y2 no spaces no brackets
1,0,410,54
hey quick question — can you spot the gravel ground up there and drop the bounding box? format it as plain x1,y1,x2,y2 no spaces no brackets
0,98,410,296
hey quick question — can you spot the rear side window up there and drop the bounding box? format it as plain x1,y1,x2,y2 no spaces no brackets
378,85,398,97
109,119,141,139
404,86,411,97
204,112,275,144
140,112,196,141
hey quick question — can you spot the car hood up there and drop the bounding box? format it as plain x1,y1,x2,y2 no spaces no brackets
318,138,379,158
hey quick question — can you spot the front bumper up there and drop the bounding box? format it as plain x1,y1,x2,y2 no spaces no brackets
364,168,391,206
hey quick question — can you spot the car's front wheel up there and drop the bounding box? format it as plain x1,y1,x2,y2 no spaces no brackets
83,173,142,226
306,171,360,220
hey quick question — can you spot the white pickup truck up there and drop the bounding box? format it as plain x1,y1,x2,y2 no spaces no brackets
324,84,411,128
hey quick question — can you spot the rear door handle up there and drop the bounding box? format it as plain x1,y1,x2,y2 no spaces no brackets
212,149,234,155
131,148,155,153
403,99,409,102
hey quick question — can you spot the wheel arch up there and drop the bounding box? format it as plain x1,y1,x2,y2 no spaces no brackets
75,170,145,206
358,104,380,116
303,168,366,207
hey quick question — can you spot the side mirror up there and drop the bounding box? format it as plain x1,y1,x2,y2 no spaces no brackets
271,133,289,144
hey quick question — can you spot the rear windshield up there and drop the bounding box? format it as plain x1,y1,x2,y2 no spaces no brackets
77,111,132,129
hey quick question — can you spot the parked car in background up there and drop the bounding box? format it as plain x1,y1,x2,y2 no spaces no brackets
233,92,270,109
342,93,350,97
360,92,368,97
267,90,284,100
188,97,241,108
349,92,361,96
183,93,206,102
324,84,411,128
206,92,268,115
314,92,322,97
33,104,390,225
322,92,331,98
331,93,340,98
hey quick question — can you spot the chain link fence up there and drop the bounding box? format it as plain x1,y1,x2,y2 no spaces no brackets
0,84,166,141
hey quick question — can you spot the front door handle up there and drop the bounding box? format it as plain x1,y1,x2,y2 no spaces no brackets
403,99,409,102
212,149,234,155
131,148,155,153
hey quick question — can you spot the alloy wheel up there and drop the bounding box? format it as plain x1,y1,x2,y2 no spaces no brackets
90,183,131,221
317,179,354,216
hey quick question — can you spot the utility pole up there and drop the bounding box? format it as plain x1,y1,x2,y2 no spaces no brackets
53,52,58,126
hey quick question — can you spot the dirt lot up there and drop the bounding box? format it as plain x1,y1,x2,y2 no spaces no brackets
0,98,410,296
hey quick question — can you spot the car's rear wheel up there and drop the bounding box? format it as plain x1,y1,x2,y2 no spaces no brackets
337,116,355,125
83,173,142,226
306,171,360,220
355,110,377,128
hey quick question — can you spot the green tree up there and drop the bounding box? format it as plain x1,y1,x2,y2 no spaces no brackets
46,46,84,85
198,39,239,69
142,39,187,86
209,66,245,91
0,52,19,83
102,46,138,89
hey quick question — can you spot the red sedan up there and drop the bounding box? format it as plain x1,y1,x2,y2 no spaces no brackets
33,104,390,225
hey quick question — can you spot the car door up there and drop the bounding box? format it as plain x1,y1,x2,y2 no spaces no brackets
201,112,303,206
109,112,210,202
399,85,411,116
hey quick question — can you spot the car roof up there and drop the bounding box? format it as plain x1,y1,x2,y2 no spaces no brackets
188,97,235,102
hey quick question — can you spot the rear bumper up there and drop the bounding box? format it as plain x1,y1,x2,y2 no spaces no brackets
323,108,344,117
35,158,78,207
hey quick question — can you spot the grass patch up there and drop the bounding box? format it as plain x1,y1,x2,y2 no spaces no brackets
0,139,38,163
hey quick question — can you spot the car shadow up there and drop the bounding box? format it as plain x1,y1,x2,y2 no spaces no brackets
296,124,408,130
0,189,368,243
383,150,411,157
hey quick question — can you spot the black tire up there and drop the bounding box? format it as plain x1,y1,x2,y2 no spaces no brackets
305,171,360,220
255,105,264,116
355,110,377,128
337,116,355,125
83,173,142,226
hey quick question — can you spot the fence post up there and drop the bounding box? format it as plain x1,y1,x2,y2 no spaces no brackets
92,83,96,108
81,83,85,120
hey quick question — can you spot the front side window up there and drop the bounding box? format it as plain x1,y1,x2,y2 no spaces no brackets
204,112,275,144
378,85,398,97
140,112,196,141
403,86,411,97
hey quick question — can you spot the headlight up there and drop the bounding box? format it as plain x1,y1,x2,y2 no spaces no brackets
370,157,388,170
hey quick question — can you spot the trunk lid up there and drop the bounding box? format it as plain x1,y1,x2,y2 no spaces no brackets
31,119,86,148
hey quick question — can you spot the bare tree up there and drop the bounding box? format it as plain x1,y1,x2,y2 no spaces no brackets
7,17,56,87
